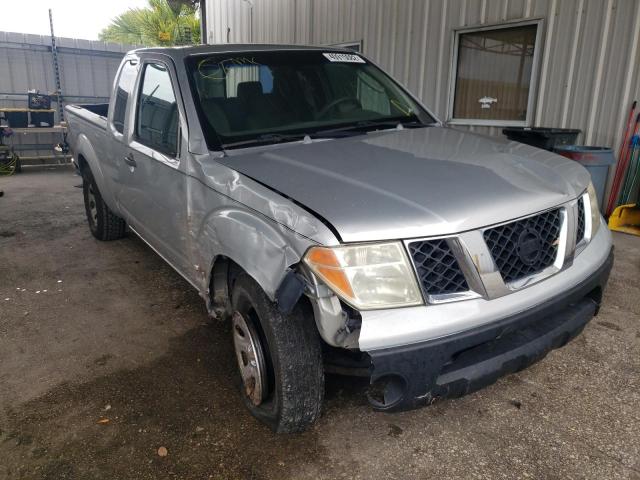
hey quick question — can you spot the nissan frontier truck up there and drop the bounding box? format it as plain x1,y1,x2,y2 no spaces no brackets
65,45,613,432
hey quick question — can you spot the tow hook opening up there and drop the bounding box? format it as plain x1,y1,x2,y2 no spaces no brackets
367,374,407,410
275,269,306,314
587,286,603,315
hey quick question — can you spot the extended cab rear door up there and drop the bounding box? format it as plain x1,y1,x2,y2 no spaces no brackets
104,56,139,206
117,54,192,280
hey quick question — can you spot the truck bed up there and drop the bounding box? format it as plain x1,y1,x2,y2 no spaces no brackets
64,103,110,176
65,103,109,126
65,103,108,138
76,103,109,117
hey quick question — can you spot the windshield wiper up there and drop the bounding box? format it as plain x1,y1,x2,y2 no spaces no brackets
222,132,307,149
311,117,427,137
221,117,430,149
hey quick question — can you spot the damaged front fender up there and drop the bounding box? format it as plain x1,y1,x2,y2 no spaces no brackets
186,154,356,347
188,155,338,299
197,205,306,300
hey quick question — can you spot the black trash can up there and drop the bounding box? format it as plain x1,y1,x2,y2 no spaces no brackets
503,127,581,151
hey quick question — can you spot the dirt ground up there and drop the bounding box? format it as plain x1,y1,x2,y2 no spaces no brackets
0,167,639,480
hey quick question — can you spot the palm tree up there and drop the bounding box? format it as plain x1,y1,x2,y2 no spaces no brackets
99,0,200,46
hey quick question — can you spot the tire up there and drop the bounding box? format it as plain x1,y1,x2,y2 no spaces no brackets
231,273,324,433
82,168,126,241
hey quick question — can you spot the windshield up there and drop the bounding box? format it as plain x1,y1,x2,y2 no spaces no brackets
185,50,435,149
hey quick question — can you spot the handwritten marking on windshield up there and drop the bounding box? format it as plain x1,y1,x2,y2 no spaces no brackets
197,57,261,80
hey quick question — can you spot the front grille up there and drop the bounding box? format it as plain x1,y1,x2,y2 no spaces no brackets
408,239,469,297
576,197,586,243
483,208,562,284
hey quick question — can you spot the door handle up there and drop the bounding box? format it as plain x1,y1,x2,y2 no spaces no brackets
124,153,137,168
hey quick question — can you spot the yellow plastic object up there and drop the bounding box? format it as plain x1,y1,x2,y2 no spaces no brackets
608,204,640,236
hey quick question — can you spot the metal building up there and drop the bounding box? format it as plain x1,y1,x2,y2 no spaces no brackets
0,32,134,161
203,0,640,191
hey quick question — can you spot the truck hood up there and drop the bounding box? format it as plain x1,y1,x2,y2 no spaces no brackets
216,127,590,243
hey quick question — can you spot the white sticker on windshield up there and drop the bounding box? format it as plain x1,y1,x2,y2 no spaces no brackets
322,52,366,63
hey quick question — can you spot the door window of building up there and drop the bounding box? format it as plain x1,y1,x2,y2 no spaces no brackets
450,22,541,124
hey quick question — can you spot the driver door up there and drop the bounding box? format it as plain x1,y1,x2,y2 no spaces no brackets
117,59,191,278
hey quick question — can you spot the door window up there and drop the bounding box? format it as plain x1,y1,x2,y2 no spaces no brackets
136,63,179,156
112,60,138,134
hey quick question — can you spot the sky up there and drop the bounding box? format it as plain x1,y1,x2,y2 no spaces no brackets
0,0,150,41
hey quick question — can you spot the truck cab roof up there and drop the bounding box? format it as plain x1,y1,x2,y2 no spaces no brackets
129,43,351,60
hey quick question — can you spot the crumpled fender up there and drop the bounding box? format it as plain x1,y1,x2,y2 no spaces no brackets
189,157,340,301
195,204,313,300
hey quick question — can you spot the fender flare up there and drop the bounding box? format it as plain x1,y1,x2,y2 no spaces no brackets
75,134,118,210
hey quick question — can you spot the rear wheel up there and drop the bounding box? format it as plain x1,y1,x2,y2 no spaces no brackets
231,273,324,433
82,168,126,241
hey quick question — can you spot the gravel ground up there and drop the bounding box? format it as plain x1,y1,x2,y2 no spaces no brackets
0,167,639,480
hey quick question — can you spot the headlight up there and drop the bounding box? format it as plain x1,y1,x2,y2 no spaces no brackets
586,181,601,238
303,242,423,310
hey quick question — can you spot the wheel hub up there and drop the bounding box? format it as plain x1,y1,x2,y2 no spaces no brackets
87,185,98,226
232,311,268,406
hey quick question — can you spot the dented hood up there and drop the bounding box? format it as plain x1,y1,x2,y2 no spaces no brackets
216,127,590,243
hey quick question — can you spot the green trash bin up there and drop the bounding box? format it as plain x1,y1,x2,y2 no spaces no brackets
554,146,615,210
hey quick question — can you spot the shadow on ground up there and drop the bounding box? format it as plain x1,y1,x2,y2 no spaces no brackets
0,318,372,480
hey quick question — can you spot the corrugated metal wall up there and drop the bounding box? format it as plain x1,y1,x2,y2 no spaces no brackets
205,0,640,193
0,31,134,160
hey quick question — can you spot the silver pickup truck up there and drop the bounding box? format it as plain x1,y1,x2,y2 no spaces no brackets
66,45,613,433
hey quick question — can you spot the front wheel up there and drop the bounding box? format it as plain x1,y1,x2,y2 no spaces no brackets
231,273,324,433
82,168,126,241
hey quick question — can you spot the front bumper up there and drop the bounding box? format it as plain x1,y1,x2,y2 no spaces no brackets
367,247,613,411
358,218,613,350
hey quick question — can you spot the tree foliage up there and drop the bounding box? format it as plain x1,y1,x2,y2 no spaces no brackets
99,0,200,46
167,0,200,16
